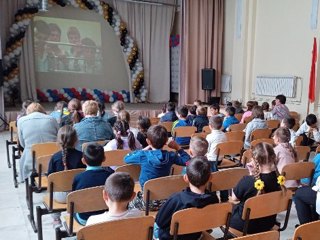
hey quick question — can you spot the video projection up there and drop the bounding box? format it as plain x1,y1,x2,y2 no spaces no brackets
33,16,103,75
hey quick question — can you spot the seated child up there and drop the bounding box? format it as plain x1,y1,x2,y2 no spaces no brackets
186,105,197,126
172,105,191,145
72,143,114,225
222,106,240,131
244,106,267,149
86,172,142,225
124,125,190,210
17,99,33,121
108,101,125,127
240,101,254,123
273,127,298,188
98,100,110,123
160,102,178,122
136,116,151,148
193,99,202,107
262,102,272,120
50,101,69,126
154,157,219,240
117,110,139,136
296,113,320,147
271,94,290,120
233,100,244,114
230,142,283,234
63,98,83,125
157,103,167,118
281,117,296,146
209,103,224,118
192,106,209,132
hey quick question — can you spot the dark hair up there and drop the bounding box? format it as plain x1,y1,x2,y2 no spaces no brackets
189,105,197,115
68,98,82,124
57,125,78,170
209,116,223,130
177,105,189,118
113,120,136,151
19,99,33,118
210,103,220,112
98,100,105,114
226,101,232,107
271,100,276,106
261,102,269,111
167,102,176,112
306,114,318,126
196,106,207,116
252,106,264,120
232,100,242,108
194,99,202,106
117,110,131,123
276,94,286,104
161,104,167,113
105,172,134,202
83,143,105,166
186,157,211,188
226,106,236,116
282,117,295,129
246,101,255,111
190,136,208,156
147,125,168,149
253,101,259,107
137,116,151,133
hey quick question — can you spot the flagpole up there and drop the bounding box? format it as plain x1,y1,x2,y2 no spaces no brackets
307,100,310,115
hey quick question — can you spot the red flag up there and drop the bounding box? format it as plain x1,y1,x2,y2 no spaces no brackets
309,37,317,103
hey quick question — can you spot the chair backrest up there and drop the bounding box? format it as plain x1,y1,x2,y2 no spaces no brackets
294,146,311,162
293,220,320,240
115,164,141,182
160,121,173,133
77,216,155,240
250,128,272,141
103,150,131,167
208,168,249,192
191,132,208,138
202,126,211,133
170,164,185,175
170,203,232,238
241,149,252,167
150,117,160,125
229,123,246,132
289,111,300,121
266,120,280,129
31,142,60,171
216,141,243,158
82,140,108,152
295,136,303,146
9,121,17,141
48,168,85,193
235,113,243,122
225,131,245,142
37,154,53,175
244,116,253,124
173,126,197,138
234,230,279,240
281,162,315,181
250,138,274,148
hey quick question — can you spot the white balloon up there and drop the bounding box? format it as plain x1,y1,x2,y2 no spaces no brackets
48,97,53,102
116,31,121,36
23,19,31,25
18,21,24,27
3,82,9,87
9,53,14,59
114,27,119,32
138,67,143,71
141,96,146,102
13,24,18,30
109,97,114,102
4,55,10,62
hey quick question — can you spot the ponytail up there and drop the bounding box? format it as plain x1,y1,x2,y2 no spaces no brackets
116,131,124,149
62,145,68,170
128,131,137,151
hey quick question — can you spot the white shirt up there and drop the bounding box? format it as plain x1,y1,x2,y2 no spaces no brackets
295,122,320,142
289,129,297,146
86,208,142,226
206,129,227,161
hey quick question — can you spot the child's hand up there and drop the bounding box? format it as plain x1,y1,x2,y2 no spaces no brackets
167,140,181,151
143,145,152,150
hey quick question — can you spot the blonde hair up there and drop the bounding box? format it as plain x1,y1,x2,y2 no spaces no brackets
26,102,46,115
82,100,98,116
112,101,125,113
117,110,130,123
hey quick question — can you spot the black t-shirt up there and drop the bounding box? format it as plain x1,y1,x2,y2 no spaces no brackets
137,132,148,148
230,171,281,234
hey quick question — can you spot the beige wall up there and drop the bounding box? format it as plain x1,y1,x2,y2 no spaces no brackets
223,0,320,120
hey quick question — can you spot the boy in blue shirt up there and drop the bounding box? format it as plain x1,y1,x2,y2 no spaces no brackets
192,106,209,132
172,105,191,145
160,102,178,122
223,106,240,131
72,143,114,225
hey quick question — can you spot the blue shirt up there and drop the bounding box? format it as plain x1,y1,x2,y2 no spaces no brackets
192,115,209,132
223,116,240,131
160,111,178,122
173,119,191,145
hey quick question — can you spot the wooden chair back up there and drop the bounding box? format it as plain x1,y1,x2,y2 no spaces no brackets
31,142,60,171
103,150,131,167
225,131,245,142
266,120,280,129
216,141,243,158
36,154,52,175
170,203,233,239
294,146,311,162
170,164,185,175
244,116,253,124
229,123,246,132
250,129,272,141
234,231,279,240
150,117,160,125
241,149,252,167
82,140,107,152
160,121,173,133
173,126,197,138
235,113,243,122
48,169,85,193
115,164,141,182
250,138,274,148
293,220,320,240
295,136,303,146
281,162,315,182
77,216,154,240
9,121,18,141
289,111,300,121
191,132,208,138
202,126,211,133
208,168,249,192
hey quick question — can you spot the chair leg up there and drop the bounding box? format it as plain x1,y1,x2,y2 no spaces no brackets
12,146,18,188
25,178,30,209
6,140,11,168
36,206,50,240
27,184,37,233
55,228,68,240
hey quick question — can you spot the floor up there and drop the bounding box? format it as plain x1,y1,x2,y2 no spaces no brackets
0,130,299,240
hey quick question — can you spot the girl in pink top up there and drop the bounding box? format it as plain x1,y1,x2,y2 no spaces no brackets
273,127,298,188
240,101,255,123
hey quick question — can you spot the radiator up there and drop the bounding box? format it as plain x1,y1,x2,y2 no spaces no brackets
255,76,297,98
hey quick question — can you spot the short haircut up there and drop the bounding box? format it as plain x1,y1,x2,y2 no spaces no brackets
194,99,202,106
177,105,189,118
82,100,98,116
189,105,197,115
306,114,318,126
246,101,255,111
209,103,220,112
252,106,264,120
226,101,232,107
147,125,168,149
190,136,208,157
232,100,242,108
226,106,236,116
137,116,151,131
276,94,286,104
209,116,223,130
271,100,276,106
167,102,176,112
196,106,207,116
282,117,295,129
105,172,134,202
83,143,105,166
26,102,46,115
261,102,269,111
186,157,211,188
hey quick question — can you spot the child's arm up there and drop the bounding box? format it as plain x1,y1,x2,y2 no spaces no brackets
124,151,144,165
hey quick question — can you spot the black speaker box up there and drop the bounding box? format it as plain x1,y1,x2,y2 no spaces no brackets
201,68,216,90
209,97,221,105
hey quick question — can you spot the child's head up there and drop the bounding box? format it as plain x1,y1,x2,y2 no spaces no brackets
193,99,202,107
261,102,269,111
54,101,67,111
161,103,167,114
226,106,236,117
82,100,98,116
273,127,290,145
209,116,223,130
26,102,46,115
185,156,211,188
22,99,33,111
275,94,286,105
189,105,197,115
271,100,276,108
209,103,220,115
189,136,208,157
137,116,151,133
252,106,264,120
68,98,82,112
176,105,189,119
246,101,255,111
83,143,105,166
232,100,242,109
306,114,318,128
166,102,176,112
98,100,105,115
112,101,125,115
281,117,295,129
113,120,136,150
252,142,276,170
226,101,232,107
104,172,135,204
117,110,131,123
196,106,207,116
147,125,168,149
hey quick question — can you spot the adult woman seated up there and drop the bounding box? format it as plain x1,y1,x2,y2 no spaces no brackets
74,100,114,151
17,102,59,182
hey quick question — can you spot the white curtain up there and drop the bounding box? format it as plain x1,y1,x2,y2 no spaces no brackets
112,0,176,103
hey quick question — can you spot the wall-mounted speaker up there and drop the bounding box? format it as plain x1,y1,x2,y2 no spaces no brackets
201,68,216,90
